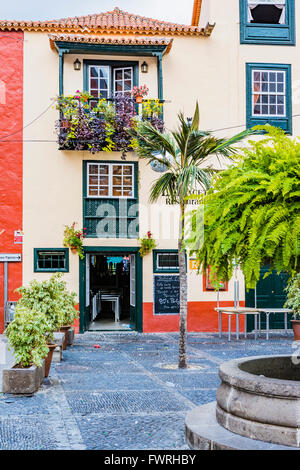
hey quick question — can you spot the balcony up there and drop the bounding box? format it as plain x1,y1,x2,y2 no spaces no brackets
56,92,164,154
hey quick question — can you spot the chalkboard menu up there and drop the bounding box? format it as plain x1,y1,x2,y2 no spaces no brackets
154,275,180,315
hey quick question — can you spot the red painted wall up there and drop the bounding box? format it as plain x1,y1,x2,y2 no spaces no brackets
0,31,23,333
143,301,245,333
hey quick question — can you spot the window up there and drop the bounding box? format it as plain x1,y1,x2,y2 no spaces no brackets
87,163,134,198
246,63,292,133
153,250,184,273
248,0,286,24
34,249,69,272
84,61,137,105
83,161,139,239
240,0,295,45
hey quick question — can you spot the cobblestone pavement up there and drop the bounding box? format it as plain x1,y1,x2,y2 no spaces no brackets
0,331,295,450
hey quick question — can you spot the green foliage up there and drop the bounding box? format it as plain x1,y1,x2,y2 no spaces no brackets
128,102,251,207
187,125,300,289
285,273,300,319
138,231,157,257
5,305,50,368
16,273,78,338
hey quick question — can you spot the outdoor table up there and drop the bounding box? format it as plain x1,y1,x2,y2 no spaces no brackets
215,307,261,342
257,308,293,340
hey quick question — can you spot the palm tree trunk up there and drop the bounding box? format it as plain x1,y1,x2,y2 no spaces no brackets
178,201,188,369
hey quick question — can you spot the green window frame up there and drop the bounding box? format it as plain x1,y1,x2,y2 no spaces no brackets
246,63,292,133
153,249,186,274
240,0,295,45
34,248,69,273
83,160,139,239
83,59,139,100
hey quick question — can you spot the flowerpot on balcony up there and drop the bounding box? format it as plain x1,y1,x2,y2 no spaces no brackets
2,362,45,395
61,119,71,129
45,343,58,377
135,95,143,104
291,320,300,341
70,246,78,254
59,325,71,350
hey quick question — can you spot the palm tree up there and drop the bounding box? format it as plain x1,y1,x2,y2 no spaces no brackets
130,103,250,368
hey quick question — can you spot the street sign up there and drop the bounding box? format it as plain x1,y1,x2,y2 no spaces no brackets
0,253,22,262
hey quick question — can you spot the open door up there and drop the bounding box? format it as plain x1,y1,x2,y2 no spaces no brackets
84,253,90,331
129,254,136,329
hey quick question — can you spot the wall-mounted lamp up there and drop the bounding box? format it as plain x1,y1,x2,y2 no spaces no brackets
141,61,148,73
73,59,81,71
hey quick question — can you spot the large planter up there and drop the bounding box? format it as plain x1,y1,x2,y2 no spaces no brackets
2,362,45,394
59,325,71,350
291,320,300,341
45,343,58,377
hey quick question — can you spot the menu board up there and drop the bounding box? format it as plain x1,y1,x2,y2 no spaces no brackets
154,275,180,315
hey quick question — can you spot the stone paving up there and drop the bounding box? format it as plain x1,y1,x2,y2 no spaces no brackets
0,331,295,450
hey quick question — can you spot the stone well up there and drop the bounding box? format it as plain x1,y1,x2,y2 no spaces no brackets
186,355,300,449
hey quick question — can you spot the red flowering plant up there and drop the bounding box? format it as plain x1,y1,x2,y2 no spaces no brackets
63,222,87,259
132,85,149,102
138,231,157,257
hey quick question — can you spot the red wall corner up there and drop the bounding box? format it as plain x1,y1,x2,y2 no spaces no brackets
0,31,24,332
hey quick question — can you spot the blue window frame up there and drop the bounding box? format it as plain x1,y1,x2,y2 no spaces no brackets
34,248,69,273
240,0,295,45
246,63,292,133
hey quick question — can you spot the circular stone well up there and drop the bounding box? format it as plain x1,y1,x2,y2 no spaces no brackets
216,355,300,447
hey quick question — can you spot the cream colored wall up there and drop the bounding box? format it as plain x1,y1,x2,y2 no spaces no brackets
23,0,300,303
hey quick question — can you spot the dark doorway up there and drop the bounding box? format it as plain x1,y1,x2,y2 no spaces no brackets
88,253,132,331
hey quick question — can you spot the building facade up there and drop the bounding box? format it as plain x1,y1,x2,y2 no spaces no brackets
0,0,298,333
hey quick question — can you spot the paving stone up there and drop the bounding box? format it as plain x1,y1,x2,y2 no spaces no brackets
75,413,189,450
0,416,57,450
0,331,295,450
65,390,192,414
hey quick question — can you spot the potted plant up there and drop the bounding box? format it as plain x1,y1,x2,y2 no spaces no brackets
284,273,300,340
4,306,49,394
63,222,87,259
132,84,149,103
16,274,67,376
138,231,157,257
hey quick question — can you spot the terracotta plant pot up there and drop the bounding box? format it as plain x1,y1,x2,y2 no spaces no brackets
45,343,58,377
135,95,143,103
70,246,77,254
291,320,300,341
59,325,71,350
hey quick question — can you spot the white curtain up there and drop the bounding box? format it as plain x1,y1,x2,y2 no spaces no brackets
248,0,286,24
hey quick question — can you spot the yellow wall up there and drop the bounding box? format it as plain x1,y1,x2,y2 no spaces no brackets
22,0,300,302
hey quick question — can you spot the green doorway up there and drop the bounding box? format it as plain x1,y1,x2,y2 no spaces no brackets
79,247,143,333
245,266,291,331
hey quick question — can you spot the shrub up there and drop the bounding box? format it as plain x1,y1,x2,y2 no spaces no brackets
5,305,50,368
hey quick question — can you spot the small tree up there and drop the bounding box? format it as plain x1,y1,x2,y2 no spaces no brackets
187,125,300,289
129,103,250,368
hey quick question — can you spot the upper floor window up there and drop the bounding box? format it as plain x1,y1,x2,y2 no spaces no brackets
240,0,295,45
87,162,134,198
246,63,292,133
84,60,138,106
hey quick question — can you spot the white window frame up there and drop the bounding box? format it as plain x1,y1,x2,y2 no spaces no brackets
88,65,110,99
87,162,135,199
113,67,133,96
251,68,286,118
